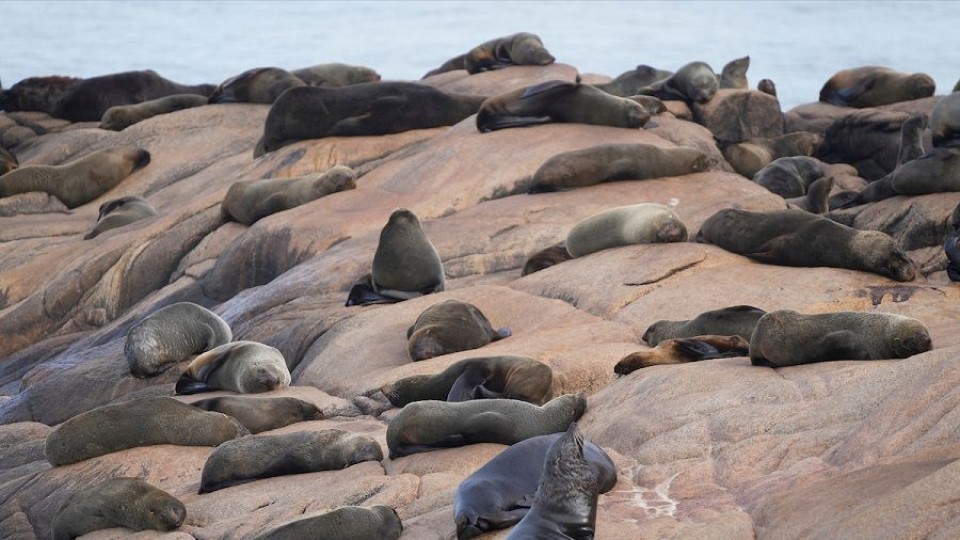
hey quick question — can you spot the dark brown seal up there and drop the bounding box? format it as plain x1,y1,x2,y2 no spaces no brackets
189,395,322,434
99,93,209,130
291,62,382,87
719,55,750,89
566,203,688,258
125,302,232,378
0,75,81,115
521,242,573,276
175,340,291,395
209,67,305,104
636,61,719,104
407,300,511,361
253,506,402,540
819,66,935,108
84,195,158,239
591,64,673,97
614,335,750,375
643,305,766,346
56,70,214,121
464,32,556,74
221,165,356,225
930,92,960,148
52,478,186,540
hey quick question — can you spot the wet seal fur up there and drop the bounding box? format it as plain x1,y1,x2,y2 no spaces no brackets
176,340,291,395
696,208,917,281
386,393,586,459
636,61,719,104
52,477,186,540
785,176,835,214
615,335,750,375
56,70,214,122
566,203,688,258
0,146,150,208
85,195,158,240
222,165,356,225
45,397,247,466
407,300,511,361
819,66,935,108
591,65,672,97
125,302,232,378
643,305,766,346
253,505,402,540
99,93,209,130
209,67,305,104
198,429,383,493
750,309,932,367
381,355,553,407
291,62,382,87
522,242,573,275
0,75,81,115
454,428,616,539
189,395,322,434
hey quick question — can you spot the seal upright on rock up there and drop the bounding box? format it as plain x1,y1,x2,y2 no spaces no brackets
565,203,688,258
222,165,356,225
175,341,291,395
406,300,511,361
84,195,158,239
636,61,719,104
643,305,766,346
125,302,232,378
99,93,209,130
291,62,381,87
521,242,573,275
819,66,935,108
253,506,402,540
189,395,322,434
719,55,750,89
52,478,186,540
615,335,750,375
208,67,304,104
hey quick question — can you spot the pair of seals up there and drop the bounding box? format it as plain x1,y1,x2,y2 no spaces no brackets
386,393,586,459
0,146,18,175
696,208,917,281
406,300,511,361
222,165,356,225
52,478,186,540
85,195,158,239
750,310,932,367
291,62,382,87
45,397,247,466
591,65,673,97
209,67,306,104
636,61,719,104
381,355,553,406
58,70,213,122
614,335,750,375
422,32,555,78
175,341,291,395
566,203,688,258
643,305,766,345
198,429,383,493
521,242,572,275
125,302,232,378
454,426,616,539
253,506,402,540
476,80,651,132
819,66,935,108
190,395,322,434
0,146,150,208
99,93,209,130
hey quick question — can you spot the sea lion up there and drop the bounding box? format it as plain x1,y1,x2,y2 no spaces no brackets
750,309,932,367
752,156,829,198
454,428,617,540
52,478,186,540
45,397,247,466
529,143,709,192
124,302,232,378
636,61,719,104
521,242,573,276
258,82,485,155
84,195,158,239
209,67,305,104
897,113,929,165
695,208,917,281
253,506,402,540
291,62,382,87
55,70,214,122
838,147,960,207
930,92,960,148
723,131,823,178
346,208,445,306
99,93,209,130
175,340,291,395
198,429,383,493
719,55,750,89
189,395,322,434
386,393,586,459
464,32,556,74
591,64,673,97
222,165,356,225
785,176,835,214
643,305,767,346
819,66,935,108
506,422,599,539
0,146,150,208
614,335,750,375
407,300,511,361
380,355,553,407
757,78,777,97
0,145,18,175
475,80,650,132
0,75,81,115
565,203,688,258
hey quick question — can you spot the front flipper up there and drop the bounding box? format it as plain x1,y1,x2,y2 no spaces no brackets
345,281,403,306
174,347,234,395
674,337,749,360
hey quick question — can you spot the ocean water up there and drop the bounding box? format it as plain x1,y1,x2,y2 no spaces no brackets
2,0,958,110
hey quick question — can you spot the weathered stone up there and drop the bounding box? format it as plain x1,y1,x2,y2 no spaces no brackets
692,89,784,143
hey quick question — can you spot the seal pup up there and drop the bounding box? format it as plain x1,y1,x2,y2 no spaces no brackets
45,397,247,466
222,165,356,225
99,93,209,130
52,478,186,540
838,146,960,207
565,203,688,258
175,340,291,395
454,428,617,539
591,64,673,97
0,75,81,115
346,208,445,306
381,355,553,407
719,55,750,89
696,208,917,281
208,67,305,104
291,62,382,87
125,302,232,378
386,393,586,459
643,305,766,346
55,70,214,121
614,335,750,375
0,146,150,208
750,310,932,367
253,506,402,540
407,300,511,361
757,78,777,97
476,80,650,132
0,145,18,176
198,429,383,493
819,66,935,108
636,61,719,104
464,32,556,73
930,92,960,148
84,195,158,239
522,242,573,275
897,113,929,165
189,395,322,434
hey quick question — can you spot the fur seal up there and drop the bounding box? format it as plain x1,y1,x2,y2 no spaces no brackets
750,309,932,367
636,61,719,104
785,176,835,214
0,75,81,115
522,242,572,276
614,335,749,375
45,397,247,466
253,506,402,540
209,67,305,104
52,478,186,540
752,156,829,198
56,70,214,122
723,132,823,178
386,393,586,459
99,93,209,130
291,62,382,87
464,32,556,73
591,65,673,97
475,80,651,132
897,113,929,165
198,429,383,493
84,195,158,240
819,66,935,108
175,340,291,395
0,146,150,208
125,302,232,378
565,203,688,258
454,428,616,539
643,305,766,346
696,208,917,281
380,355,553,407
407,300,511,361
0,145,18,175
189,395,322,434
931,92,960,148
839,147,960,207
222,165,356,225
757,78,777,97
719,56,750,89
529,143,709,192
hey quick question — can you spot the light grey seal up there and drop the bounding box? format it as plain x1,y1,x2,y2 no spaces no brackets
99,93,209,130
52,477,186,540
84,195,158,240
189,395,322,434
175,340,291,395
565,203,688,258
819,66,935,108
407,300,511,361
253,506,402,540
124,301,232,378
222,165,356,225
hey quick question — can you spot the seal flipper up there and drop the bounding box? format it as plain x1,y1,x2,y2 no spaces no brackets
520,80,576,99
672,338,724,361
478,115,555,131
328,95,409,136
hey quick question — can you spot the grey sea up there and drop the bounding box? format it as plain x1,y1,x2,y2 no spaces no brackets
1,0,958,110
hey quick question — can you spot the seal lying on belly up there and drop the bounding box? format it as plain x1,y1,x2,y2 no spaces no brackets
253,506,402,540
52,478,186,540
819,66,935,108
565,203,688,258
406,300,511,361
643,305,766,346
